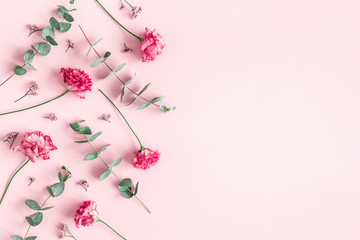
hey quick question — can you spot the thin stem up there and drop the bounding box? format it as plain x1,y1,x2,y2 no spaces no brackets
98,219,126,240
24,194,52,239
95,0,142,41
0,159,31,206
0,90,69,116
80,132,151,213
123,0,134,9
78,25,160,108
98,89,144,149
14,90,31,103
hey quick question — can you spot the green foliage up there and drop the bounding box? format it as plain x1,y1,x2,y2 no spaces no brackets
25,200,41,210
46,36,58,46
25,237,37,240
99,145,109,154
120,75,135,102
126,83,151,106
105,63,126,79
81,126,92,135
41,26,55,41
14,66,27,75
10,235,23,240
58,22,72,33
86,38,102,56
70,122,81,131
84,152,98,160
47,182,65,197
99,170,111,181
88,132,102,142
90,57,104,68
35,42,51,56
63,12,74,22
49,17,60,30
25,212,43,226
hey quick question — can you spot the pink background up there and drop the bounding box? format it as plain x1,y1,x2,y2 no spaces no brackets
1,0,360,239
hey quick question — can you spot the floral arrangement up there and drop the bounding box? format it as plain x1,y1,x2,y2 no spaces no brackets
0,0,174,238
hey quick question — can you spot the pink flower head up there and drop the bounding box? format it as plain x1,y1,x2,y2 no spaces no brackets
132,148,160,170
60,68,93,98
20,131,57,162
140,28,165,63
131,6,142,19
74,200,98,227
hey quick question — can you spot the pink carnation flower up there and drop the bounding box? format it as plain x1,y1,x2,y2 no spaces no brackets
17,131,57,162
132,148,160,170
140,28,165,63
74,201,98,228
60,68,93,98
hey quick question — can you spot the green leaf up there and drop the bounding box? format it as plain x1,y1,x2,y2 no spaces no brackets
137,101,151,110
160,105,176,113
90,57,104,68
25,200,41,210
120,190,133,199
118,178,132,192
126,83,151,106
99,145,109,154
25,62,37,71
57,6,68,18
151,96,164,104
58,22,72,33
86,38,103,57
74,140,88,143
120,75,135,102
35,42,51,56
88,132,102,142
40,206,54,211
14,66,27,76
46,36,58,46
47,182,65,197
105,63,126,79
70,122,81,131
41,26,55,41
49,17,60,30
77,120,85,123
58,172,64,182
63,13,74,22
84,152,98,160
25,237,37,240
25,212,43,226
134,182,139,195
104,51,111,60
24,50,34,64
70,0,75,4
99,170,111,181
10,235,23,240
109,158,122,169
81,126,92,135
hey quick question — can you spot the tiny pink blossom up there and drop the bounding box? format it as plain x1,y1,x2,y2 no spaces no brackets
132,148,160,170
74,201,98,227
3,132,19,149
44,113,58,121
98,113,111,122
79,180,89,191
60,68,93,99
140,28,165,63
16,131,57,162
131,6,142,19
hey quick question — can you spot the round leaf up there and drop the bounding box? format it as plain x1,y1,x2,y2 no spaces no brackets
57,6,68,18
35,42,51,56
120,191,133,199
25,212,43,226
47,182,65,197
49,17,60,30
24,50,35,63
63,12,74,22
25,199,41,210
14,66,27,76
46,36,58,46
70,122,81,131
81,126,92,135
41,26,55,41
58,22,72,33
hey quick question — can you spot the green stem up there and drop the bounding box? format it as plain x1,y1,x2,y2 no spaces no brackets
0,159,31,206
96,0,142,41
0,90,69,116
98,89,144,149
97,219,126,240
80,132,151,214
24,194,52,239
123,0,134,9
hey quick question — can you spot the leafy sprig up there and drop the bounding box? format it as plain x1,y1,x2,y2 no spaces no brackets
0,1,76,87
69,120,150,213
79,25,175,113
10,166,72,240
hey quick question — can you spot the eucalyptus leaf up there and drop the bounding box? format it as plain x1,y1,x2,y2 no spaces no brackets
46,36,58,46
99,145,109,154
40,206,54,211
70,0,75,4
14,66,27,76
104,51,111,60
25,212,43,226
160,105,176,113
120,190,133,199
58,22,71,33
47,182,65,197
99,170,111,181
118,178,132,192
70,122,81,131
109,158,122,169
25,237,37,240
88,132,102,142
74,140,88,143
25,200,41,210
41,26,55,41
35,42,51,56
126,83,151,106
81,126,92,135
105,63,126,79
90,57,104,68
49,17,60,30
77,120,86,123
120,76,135,102
63,13,74,22
24,50,34,63
134,182,139,195
10,235,23,240
57,6,68,18
136,101,150,110
86,38,103,57
58,172,64,182
25,62,37,71
151,96,164,104
84,152,98,160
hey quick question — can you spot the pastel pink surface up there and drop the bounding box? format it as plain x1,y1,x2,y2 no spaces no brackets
0,0,360,239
